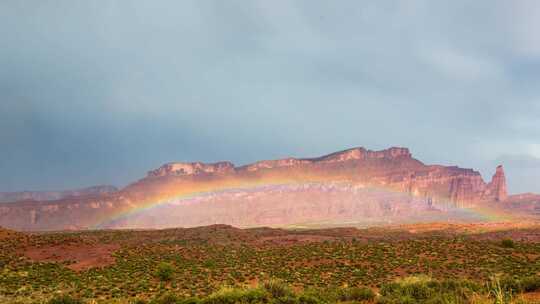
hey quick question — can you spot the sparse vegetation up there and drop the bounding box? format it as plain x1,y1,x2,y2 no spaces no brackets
379,275,480,304
156,262,175,281
337,286,375,302
47,295,83,304
262,279,293,298
27,277,540,304
501,239,516,248
1,225,540,303
520,276,540,293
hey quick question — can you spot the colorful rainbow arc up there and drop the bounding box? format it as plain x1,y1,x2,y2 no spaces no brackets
92,178,511,229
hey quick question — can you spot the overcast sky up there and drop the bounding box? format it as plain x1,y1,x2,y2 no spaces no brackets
1,1,539,193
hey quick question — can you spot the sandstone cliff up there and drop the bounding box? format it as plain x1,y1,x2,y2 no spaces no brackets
148,162,235,177
0,147,525,231
485,165,508,201
138,147,505,206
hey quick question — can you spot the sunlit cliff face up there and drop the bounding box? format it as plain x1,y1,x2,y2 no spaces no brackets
129,146,506,206
0,147,511,231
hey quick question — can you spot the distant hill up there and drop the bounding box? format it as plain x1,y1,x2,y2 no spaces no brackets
0,185,118,203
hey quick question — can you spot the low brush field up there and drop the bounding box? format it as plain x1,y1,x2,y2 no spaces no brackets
1,224,540,303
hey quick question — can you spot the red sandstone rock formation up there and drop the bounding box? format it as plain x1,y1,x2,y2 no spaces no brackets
0,146,530,231
148,161,235,177
485,165,508,202
507,193,540,203
502,193,540,217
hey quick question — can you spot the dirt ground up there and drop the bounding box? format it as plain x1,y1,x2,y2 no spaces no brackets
24,243,119,271
520,291,540,303
14,221,540,273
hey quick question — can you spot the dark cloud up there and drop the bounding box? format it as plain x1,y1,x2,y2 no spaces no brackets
1,1,539,193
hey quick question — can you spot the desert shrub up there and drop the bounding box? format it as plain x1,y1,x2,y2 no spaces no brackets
338,286,375,302
238,288,269,303
520,275,540,292
263,279,293,298
499,276,521,294
270,294,298,304
47,295,82,304
201,286,268,304
487,277,512,304
439,278,481,292
379,276,478,304
496,275,540,294
150,294,202,304
501,239,515,248
377,294,416,304
180,297,202,304
299,287,335,303
297,294,324,304
380,276,433,300
156,262,175,281
150,292,182,304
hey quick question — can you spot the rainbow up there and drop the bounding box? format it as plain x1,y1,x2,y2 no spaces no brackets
92,175,513,229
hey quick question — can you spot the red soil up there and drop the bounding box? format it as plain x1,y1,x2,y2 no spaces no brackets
24,243,119,271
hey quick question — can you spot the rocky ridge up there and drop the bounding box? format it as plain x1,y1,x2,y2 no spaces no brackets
0,146,528,231
142,147,506,205
0,185,118,203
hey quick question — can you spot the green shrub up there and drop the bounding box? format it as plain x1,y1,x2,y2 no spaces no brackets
487,277,512,304
439,278,481,293
156,262,175,281
495,275,540,294
434,278,481,302
297,294,324,304
520,276,540,292
380,276,433,300
238,288,269,303
270,295,298,304
298,287,334,303
338,286,375,302
501,239,515,248
263,279,293,298
499,276,521,294
47,295,83,304
180,297,201,304
377,294,416,304
150,292,182,304
379,276,479,304
201,287,268,304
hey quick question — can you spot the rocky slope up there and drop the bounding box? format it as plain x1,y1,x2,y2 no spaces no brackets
0,146,529,231
0,185,118,203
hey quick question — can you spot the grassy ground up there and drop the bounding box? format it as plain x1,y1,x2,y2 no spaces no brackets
1,225,540,303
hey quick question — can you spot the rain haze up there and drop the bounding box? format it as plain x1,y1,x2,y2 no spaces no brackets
1,1,539,194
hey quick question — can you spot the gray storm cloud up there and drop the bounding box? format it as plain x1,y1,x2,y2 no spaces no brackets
0,1,539,193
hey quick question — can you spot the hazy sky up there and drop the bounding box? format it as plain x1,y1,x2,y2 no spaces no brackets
1,1,539,193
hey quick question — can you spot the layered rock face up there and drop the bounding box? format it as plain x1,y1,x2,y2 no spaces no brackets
107,183,485,229
0,185,118,203
503,193,540,217
148,162,235,177
0,147,517,231
507,193,540,203
134,147,507,206
486,165,508,201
